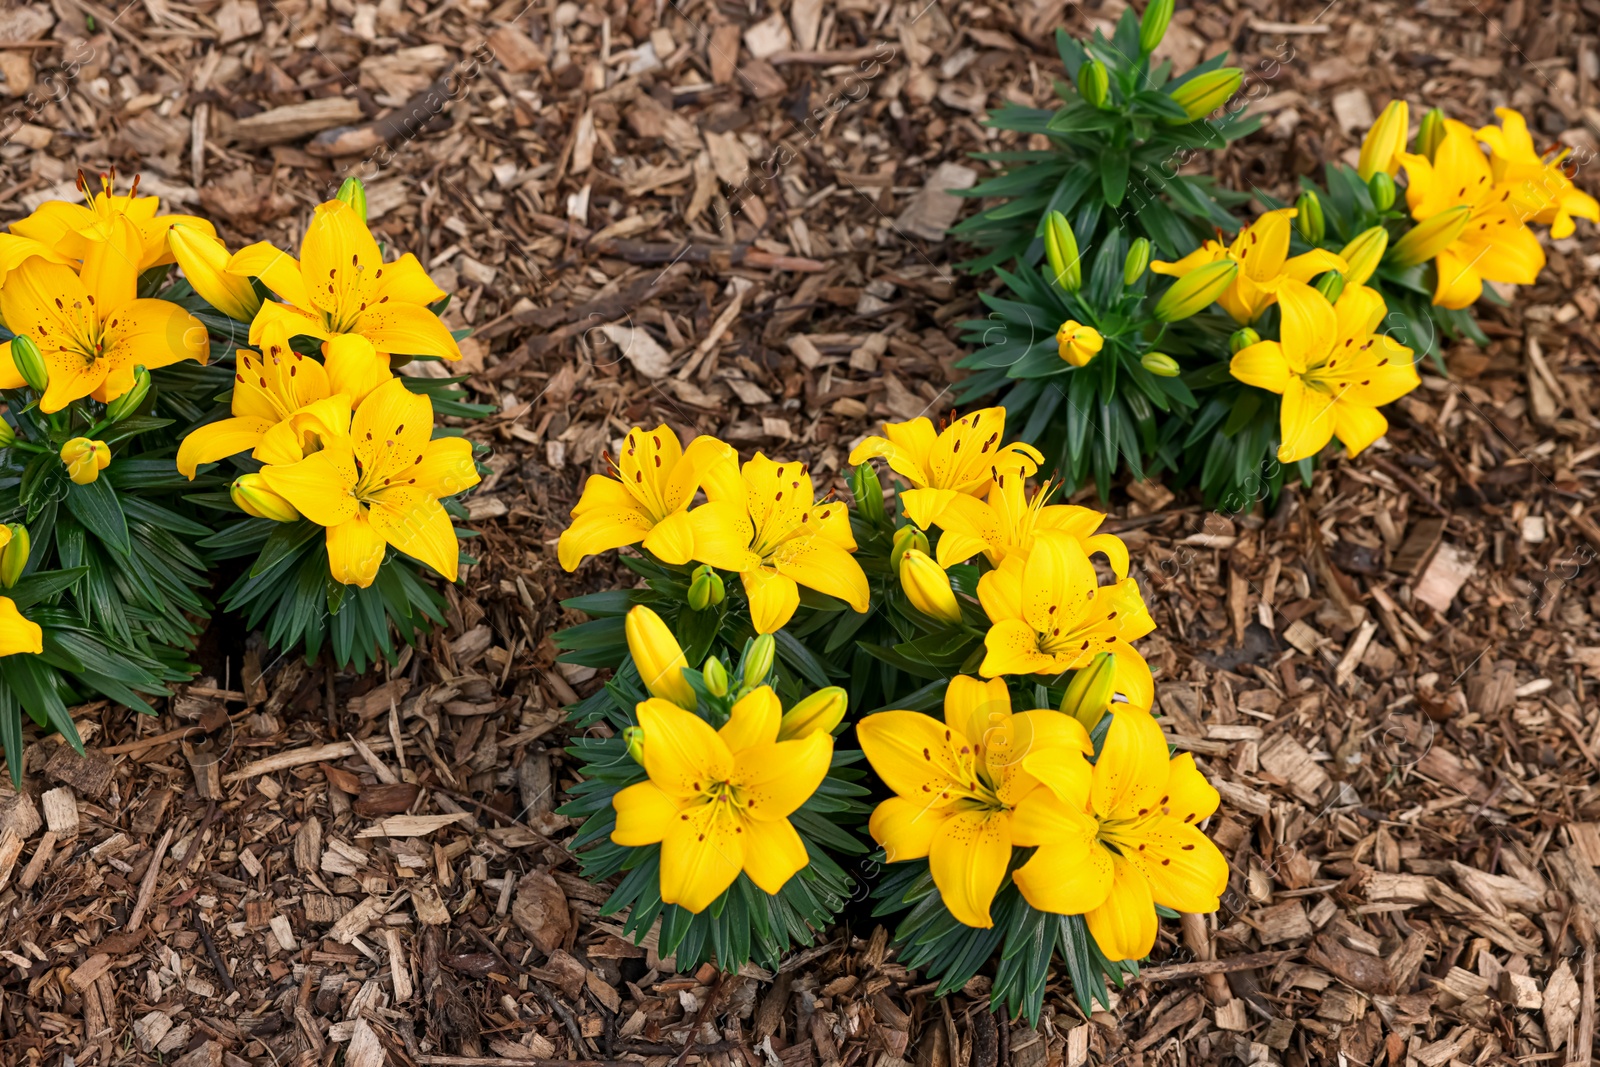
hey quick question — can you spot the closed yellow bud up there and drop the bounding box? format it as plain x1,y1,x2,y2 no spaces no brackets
1358,100,1409,182
232,473,300,522
1060,652,1117,730
1391,206,1470,268
899,549,962,623
778,686,848,741
0,524,28,588
1153,259,1237,322
742,634,776,689
170,224,261,322
0,421,13,448
1167,68,1242,122
1140,352,1180,377
891,525,930,568
624,605,696,709
1056,320,1104,367
60,438,110,485
1338,226,1389,286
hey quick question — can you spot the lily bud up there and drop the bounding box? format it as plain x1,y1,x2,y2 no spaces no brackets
703,656,730,697
890,525,930,570
624,605,696,709
622,726,646,765
899,549,962,623
1060,652,1117,730
231,473,299,522
777,686,848,741
1055,320,1104,367
1229,327,1260,354
1124,237,1151,285
1414,107,1446,161
169,224,261,322
1367,171,1396,212
850,460,887,526
1166,68,1242,122
742,634,776,689
1077,59,1109,109
1043,210,1082,292
1339,226,1389,286
0,525,29,588
0,421,13,448
60,438,110,486
1139,0,1173,53
10,336,47,393
104,367,150,422
1358,99,1409,181
1314,270,1345,303
1153,259,1237,322
1391,206,1470,268
687,564,725,611
1295,191,1325,244
336,177,368,220
1141,351,1180,377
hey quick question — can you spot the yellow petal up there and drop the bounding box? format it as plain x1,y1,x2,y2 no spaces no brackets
253,395,354,466
1274,279,1337,367
228,241,314,312
1012,710,1094,806
773,536,869,613
1332,402,1389,458
641,510,697,565
413,435,479,499
869,796,948,862
979,619,1055,677
1091,707,1170,823
300,199,383,317
558,503,652,571
740,816,809,895
176,417,276,479
1011,785,1098,847
324,332,393,404
262,440,361,527
742,568,800,634
942,674,1011,754
637,698,733,800
720,686,780,752
731,732,831,820
1013,838,1114,916
1085,854,1158,962
373,252,448,305
611,781,681,845
1164,753,1220,826
101,298,210,373
326,513,386,587
687,501,761,572
0,596,43,656
624,606,695,708
857,710,968,801
928,809,1011,928
367,490,460,579
1118,817,1229,913
356,301,462,360
659,801,742,913
79,213,143,313
1431,246,1483,310
1276,378,1337,464
170,224,260,321
976,554,1024,623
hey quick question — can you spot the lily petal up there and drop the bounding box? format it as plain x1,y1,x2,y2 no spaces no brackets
928,809,1011,928
1085,854,1159,962
611,780,681,845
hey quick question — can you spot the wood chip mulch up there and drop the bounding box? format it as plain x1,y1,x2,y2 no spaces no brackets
1,0,1599,1063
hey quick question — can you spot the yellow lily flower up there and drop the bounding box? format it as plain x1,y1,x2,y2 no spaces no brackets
1477,107,1599,240
0,217,208,413
857,676,1094,928
9,170,215,271
558,425,737,571
1011,708,1228,961
169,223,262,322
177,332,337,479
624,605,696,709
1396,118,1545,309
1055,321,1103,367
1230,280,1419,463
227,198,459,402
0,596,42,657
1150,209,1347,324
848,408,1043,530
688,454,869,634
932,469,1129,578
261,377,479,587
1358,100,1409,182
977,531,1155,686
61,438,111,485
611,697,832,912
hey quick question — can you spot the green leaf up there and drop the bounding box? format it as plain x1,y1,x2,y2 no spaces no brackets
65,477,131,555
250,519,322,578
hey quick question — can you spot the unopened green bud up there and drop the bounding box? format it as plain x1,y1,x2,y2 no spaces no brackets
1139,0,1174,53
1060,652,1117,730
1314,271,1345,303
742,634,775,689
778,687,848,741
850,461,887,526
1166,68,1242,122
623,725,645,764
0,422,13,448
703,656,730,697
1229,327,1261,354
687,564,725,611
1124,237,1151,285
1043,210,1082,293
336,177,368,220
1367,171,1396,212
104,367,151,422
890,525,930,570
1153,259,1237,322
1295,190,1325,244
1077,59,1109,109
0,524,29,588
1414,107,1447,162
1140,351,1180,377
9,336,47,393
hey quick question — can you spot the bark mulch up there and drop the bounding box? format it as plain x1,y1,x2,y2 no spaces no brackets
1,0,1599,1063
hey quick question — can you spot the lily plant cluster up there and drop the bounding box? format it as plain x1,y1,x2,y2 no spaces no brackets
953,0,1593,506
554,407,1228,1020
0,173,485,783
